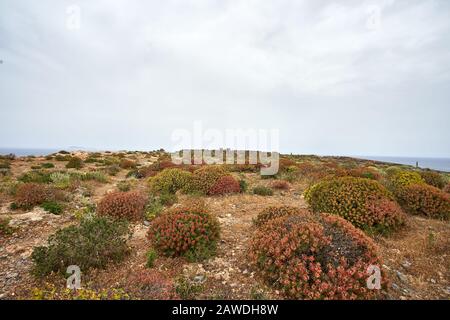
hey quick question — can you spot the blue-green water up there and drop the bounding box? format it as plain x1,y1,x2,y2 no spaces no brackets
356,156,450,173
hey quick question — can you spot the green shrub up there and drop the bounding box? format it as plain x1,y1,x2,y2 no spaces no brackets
0,160,11,170
149,168,192,194
305,177,405,232
144,199,164,221
41,201,64,215
146,248,157,268
31,217,131,277
148,204,220,261
66,157,84,169
0,217,14,236
158,192,178,206
239,179,248,193
50,172,71,189
252,186,273,196
420,171,446,189
250,212,385,300
41,163,55,169
117,180,131,192
18,170,52,184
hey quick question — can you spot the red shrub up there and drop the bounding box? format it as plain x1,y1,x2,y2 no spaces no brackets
148,207,220,261
124,270,179,300
364,197,407,232
208,175,240,195
250,211,385,300
270,180,291,190
396,184,450,220
97,191,148,221
254,206,304,227
15,183,58,209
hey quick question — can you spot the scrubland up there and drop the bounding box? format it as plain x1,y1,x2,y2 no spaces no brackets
0,150,448,300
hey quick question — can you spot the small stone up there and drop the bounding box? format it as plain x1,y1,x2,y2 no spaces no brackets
193,275,205,283
396,271,408,283
401,261,412,269
143,221,150,226
430,278,436,284
6,272,18,279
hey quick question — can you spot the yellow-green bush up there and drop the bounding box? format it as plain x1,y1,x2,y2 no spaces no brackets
389,171,424,191
305,177,406,233
148,168,192,194
183,166,228,195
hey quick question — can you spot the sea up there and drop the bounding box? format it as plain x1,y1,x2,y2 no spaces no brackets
1,148,449,173
355,156,450,173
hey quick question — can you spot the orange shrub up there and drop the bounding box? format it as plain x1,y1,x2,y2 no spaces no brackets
270,180,291,190
119,159,137,169
148,205,220,261
15,183,59,209
97,191,148,221
396,184,450,220
305,177,405,232
250,212,385,300
208,175,240,195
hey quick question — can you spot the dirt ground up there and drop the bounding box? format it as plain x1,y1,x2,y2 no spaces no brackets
0,153,449,300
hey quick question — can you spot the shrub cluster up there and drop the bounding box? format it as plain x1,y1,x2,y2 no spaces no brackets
305,177,405,232
14,183,60,209
123,270,179,300
66,157,84,169
148,204,220,261
388,171,424,191
41,201,64,215
419,171,446,189
395,184,450,220
149,168,192,194
208,175,241,195
270,180,291,190
18,170,52,184
119,159,137,169
252,186,273,196
254,206,303,227
184,166,228,194
250,210,385,299
31,217,130,277
97,191,148,221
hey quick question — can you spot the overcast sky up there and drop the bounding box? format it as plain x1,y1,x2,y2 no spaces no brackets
1,0,449,157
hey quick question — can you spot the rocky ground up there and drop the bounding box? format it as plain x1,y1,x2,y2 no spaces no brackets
0,152,449,300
